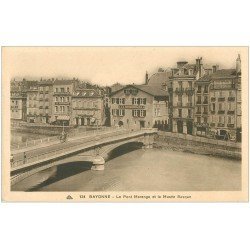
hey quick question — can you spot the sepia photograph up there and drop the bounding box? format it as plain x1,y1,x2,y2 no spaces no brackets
1,46,248,201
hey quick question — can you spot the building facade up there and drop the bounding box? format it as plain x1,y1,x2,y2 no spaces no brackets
169,58,204,135
51,80,77,126
10,86,27,121
26,85,39,123
110,85,168,130
72,89,104,126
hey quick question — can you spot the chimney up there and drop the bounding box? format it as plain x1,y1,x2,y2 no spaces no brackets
236,54,241,74
145,71,148,85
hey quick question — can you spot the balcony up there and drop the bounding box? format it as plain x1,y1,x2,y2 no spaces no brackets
228,97,235,102
39,106,43,109
227,110,235,115
227,124,235,128
196,90,202,95
218,97,225,102
175,88,184,95
203,100,208,105
185,88,195,96
210,123,215,127
218,110,225,114
195,111,201,115
196,101,202,105
202,112,208,116
45,106,49,109
210,110,215,114
211,97,216,102
53,91,71,95
203,90,209,95
217,123,225,127
54,102,70,105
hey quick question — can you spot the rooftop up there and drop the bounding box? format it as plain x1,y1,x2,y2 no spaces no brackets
72,89,101,98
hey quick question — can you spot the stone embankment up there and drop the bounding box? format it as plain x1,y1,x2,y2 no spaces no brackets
155,131,241,160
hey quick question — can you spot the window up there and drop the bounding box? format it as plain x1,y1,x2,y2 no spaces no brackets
188,81,192,88
219,116,225,123
204,85,208,93
228,102,233,110
178,109,182,118
119,109,125,116
198,86,202,92
112,98,115,104
228,116,232,124
55,97,58,102
67,87,70,92
197,96,201,103
188,109,192,117
142,98,146,105
219,103,223,110
197,117,201,123
67,106,70,112
55,106,58,112
61,88,64,92
204,117,208,123
211,103,215,111
178,81,183,89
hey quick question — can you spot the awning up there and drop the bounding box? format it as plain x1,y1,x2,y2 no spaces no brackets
56,115,70,121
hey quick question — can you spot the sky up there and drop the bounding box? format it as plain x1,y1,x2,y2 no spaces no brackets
3,47,245,86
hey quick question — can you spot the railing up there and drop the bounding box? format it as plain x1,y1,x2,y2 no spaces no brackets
228,97,235,101
218,110,225,114
11,126,120,151
227,110,235,114
227,124,235,128
218,97,225,101
158,131,241,148
11,128,156,168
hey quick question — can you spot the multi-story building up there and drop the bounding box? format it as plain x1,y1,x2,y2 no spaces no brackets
169,58,204,134
51,79,78,126
10,85,27,121
193,55,241,141
71,89,104,126
110,84,168,130
194,75,211,136
36,79,53,123
26,84,39,123
209,66,241,140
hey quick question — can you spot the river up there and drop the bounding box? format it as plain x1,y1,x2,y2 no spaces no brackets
12,145,241,192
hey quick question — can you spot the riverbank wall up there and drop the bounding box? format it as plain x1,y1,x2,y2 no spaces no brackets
155,131,241,160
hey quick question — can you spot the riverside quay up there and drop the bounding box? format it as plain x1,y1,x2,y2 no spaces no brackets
10,55,241,142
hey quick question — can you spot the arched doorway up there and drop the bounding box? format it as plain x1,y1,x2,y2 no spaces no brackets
118,120,124,127
177,120,183,133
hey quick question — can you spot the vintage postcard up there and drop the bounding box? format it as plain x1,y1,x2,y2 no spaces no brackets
1,46,248,202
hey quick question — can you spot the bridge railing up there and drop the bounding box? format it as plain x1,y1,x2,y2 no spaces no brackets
11,128,155,169
11,126,122,151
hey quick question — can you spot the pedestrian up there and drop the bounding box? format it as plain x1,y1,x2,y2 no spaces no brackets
23,152,27,164
10,154,14,167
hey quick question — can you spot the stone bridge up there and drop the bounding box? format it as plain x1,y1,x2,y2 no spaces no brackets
11,128,158,186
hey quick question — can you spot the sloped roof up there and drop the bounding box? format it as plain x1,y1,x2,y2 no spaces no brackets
211,69,237,78
147,71,171,88
72,89,101,98
111,84,168,97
